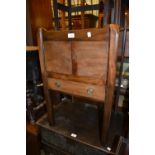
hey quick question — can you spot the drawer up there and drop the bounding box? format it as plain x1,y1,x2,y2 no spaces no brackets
48,78,105,102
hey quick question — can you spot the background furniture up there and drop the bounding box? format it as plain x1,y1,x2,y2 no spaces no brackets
37,99,127,155
26,0,53,45
26,122,40,155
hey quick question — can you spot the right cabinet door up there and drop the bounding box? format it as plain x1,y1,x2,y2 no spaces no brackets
72,41,109,85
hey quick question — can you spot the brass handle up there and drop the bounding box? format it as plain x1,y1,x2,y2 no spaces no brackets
87,88,94,96
55,81,61,88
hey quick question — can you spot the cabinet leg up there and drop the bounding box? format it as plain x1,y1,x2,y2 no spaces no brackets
45,90,55,126
101,103,112,146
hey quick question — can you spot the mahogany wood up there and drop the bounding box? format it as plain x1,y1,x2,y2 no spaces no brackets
42,27,109,41
101,24,119,144
28,0,53,44
72,41,108,78
37,24,119,145
48,77,105,101
37,29,55,125
44,41,72,75
47,72,105,85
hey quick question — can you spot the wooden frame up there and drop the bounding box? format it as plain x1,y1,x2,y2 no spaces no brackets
37,24,119,145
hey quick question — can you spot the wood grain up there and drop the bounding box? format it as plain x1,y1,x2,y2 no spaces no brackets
48,78,105,102
101,24,119,144
42,26,109,41
37,28,55,125
28,0,53,44
47,72,105,85
44,41,72,75
72,41,109,79
38,24,120,146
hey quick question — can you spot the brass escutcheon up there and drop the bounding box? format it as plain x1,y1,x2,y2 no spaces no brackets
87,88,94,96
55,81,61,88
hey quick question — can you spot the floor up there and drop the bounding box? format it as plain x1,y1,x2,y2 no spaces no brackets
37,99,126,155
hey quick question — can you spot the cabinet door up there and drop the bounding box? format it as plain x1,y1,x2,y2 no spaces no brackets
44,41,72,75
72,41,109,84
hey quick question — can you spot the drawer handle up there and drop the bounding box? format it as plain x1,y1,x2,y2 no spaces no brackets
55,81,61,88
87,88,94,96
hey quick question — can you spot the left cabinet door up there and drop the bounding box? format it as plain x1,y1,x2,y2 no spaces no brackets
44,41,72,75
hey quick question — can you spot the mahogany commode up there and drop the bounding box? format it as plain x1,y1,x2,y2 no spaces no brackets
37,24,119,145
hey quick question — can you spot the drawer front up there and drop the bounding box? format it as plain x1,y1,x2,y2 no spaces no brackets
48,78,105,101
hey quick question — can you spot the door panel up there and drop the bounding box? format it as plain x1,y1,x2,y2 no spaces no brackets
72,41,109,81
44,41,72,75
